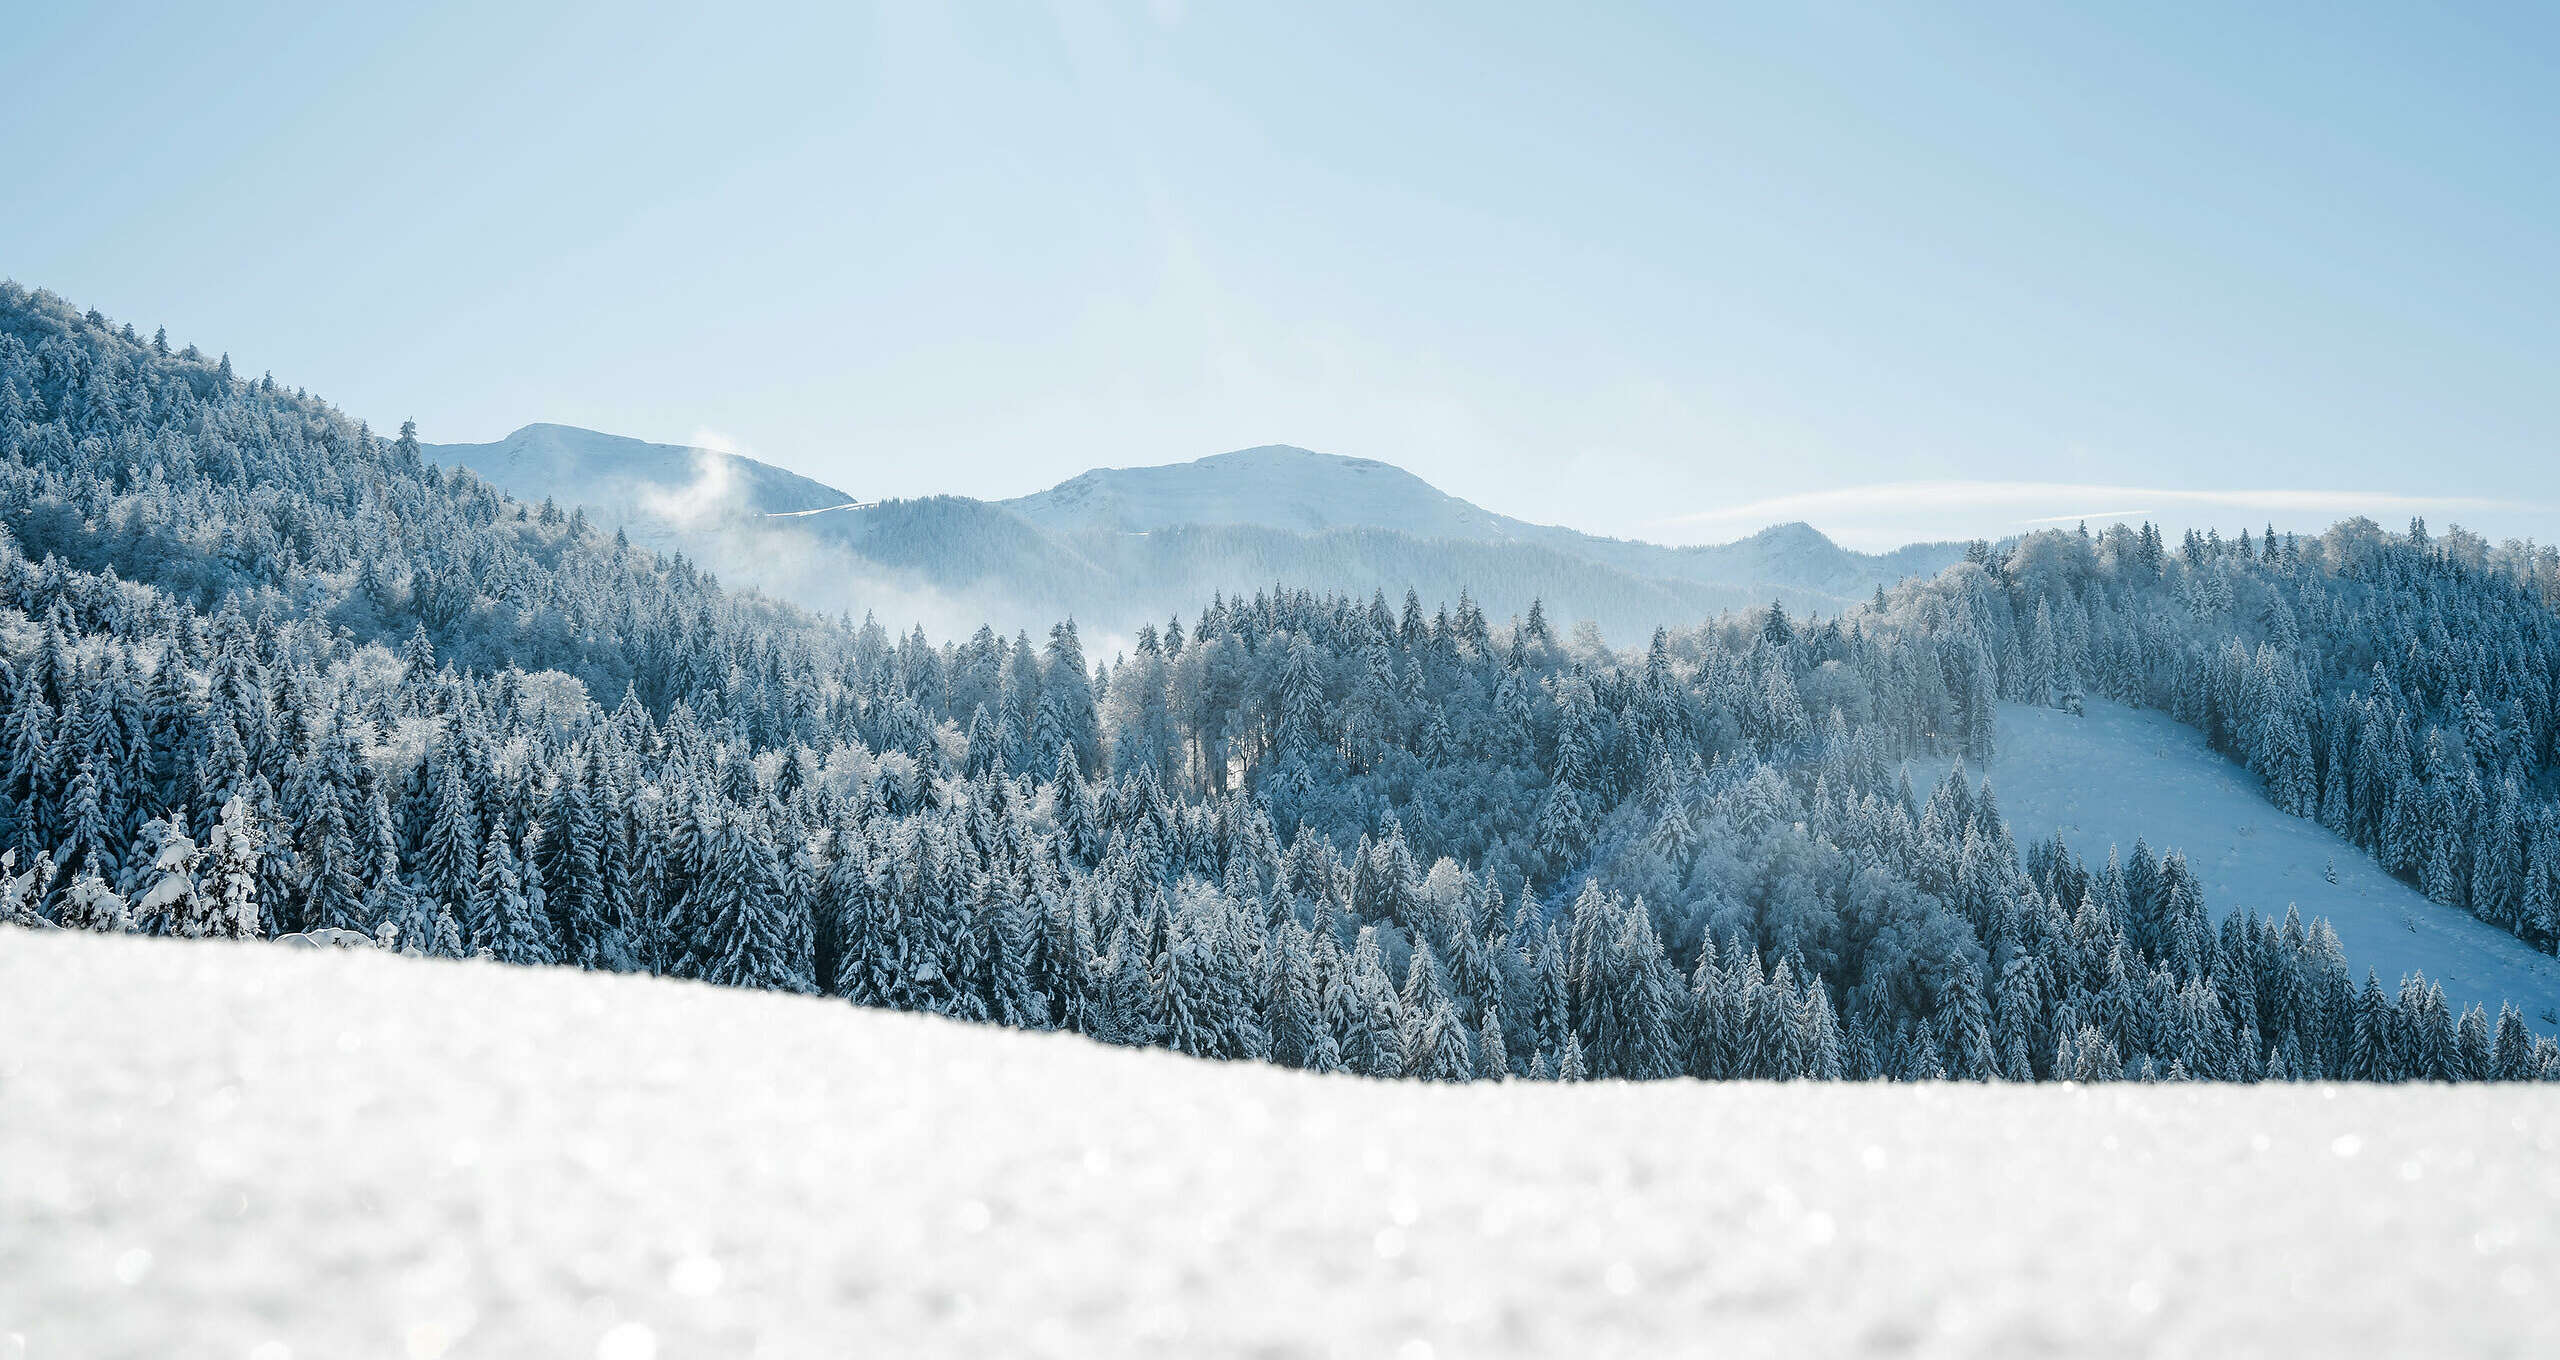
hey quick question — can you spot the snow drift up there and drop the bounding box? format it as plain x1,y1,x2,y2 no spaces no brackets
4,930,2555,1358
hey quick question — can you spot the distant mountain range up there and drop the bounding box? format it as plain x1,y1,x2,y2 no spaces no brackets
426,424,1968,643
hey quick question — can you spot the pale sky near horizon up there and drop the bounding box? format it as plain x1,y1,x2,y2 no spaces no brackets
6,2,2555,549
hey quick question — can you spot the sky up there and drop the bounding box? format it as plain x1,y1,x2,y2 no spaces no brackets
4,1,2555,549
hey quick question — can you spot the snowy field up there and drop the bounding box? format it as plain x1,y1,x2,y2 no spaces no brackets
6,932,2559,1358
1949,701,2560,1032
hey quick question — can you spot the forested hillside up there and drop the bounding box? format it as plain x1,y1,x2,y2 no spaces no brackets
4,281,2556,1087
1879,521,2560,961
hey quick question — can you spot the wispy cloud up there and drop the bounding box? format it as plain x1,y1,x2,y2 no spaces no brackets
1653,481,2541,549
2015,509,2155,526
635,428,749,527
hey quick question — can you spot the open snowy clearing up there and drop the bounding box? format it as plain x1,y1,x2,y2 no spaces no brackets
1948,701,2560,1031
6,934,2559,1358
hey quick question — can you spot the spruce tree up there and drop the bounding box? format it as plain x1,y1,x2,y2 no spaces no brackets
474,824,553,966
200,794,262,940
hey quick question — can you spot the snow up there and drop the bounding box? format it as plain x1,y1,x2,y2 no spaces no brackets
758,501,870,519
8,931,2559,1358
998,445,1964,601
425,424,856,535
1970,700,2560,1030
1002,444,1533,541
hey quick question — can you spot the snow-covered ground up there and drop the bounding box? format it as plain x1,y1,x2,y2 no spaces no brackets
1955,701,2560,1032
6,932,2558,1358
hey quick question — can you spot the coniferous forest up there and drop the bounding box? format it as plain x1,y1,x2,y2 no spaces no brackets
6,280,2560,1086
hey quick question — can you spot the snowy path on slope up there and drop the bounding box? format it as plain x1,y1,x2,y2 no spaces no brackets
1963,700,2560,1031
6,933,2559,1359
759,500,871,518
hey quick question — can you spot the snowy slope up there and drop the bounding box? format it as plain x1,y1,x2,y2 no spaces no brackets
1002,444,1540,540
1968,700,2560,1030
420,425,1005,633
426,424,856,541
7,931,2559,1359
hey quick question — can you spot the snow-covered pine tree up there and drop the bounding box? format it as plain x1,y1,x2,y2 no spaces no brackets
473,824,553,966
199,794,263,940
127,816,201,936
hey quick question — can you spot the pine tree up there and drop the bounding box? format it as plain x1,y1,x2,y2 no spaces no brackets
59,757,114,885
473,824,553,965
300,782,367,935
1335,930,1402,1077
199,794,263,939
1036,621,1105,777
359,789,426,947
536,772,605,966
693,815,810,992
1803,979,1846,1080
2493,1005,2535,1082
1411,1001,1476,1082
2056,1024,2123,1082
56,871,129,932
1161,911,1229,1060
1477,1003,1510,1080
128,816,202,936
1266,923,1336,1072
416,756,479,915
1099,923,1163,1048
1939,960,1996,1080
988,872,1051,1029
426,904,468,959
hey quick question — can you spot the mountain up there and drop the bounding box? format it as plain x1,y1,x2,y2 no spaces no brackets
1002,444,1959,596
435,427,1967,641
424,423,859,554
1004,443,1971,612
10,929,2550,1358
1001,443,1535,540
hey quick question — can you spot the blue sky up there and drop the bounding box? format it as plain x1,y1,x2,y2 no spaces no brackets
6,2,2554,548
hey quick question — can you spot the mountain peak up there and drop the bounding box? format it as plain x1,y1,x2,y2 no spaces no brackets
1002,444,1507,540
1745,521,1839,550
425,423,854,518
1197,443,1390,467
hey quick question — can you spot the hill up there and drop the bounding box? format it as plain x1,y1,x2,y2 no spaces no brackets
5,929,2554,1358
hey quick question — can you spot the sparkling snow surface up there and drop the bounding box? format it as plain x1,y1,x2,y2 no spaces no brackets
6,933,2559,1358
1960,701,2560,1032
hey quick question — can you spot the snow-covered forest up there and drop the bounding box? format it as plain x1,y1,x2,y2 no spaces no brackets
5,281,2560,1087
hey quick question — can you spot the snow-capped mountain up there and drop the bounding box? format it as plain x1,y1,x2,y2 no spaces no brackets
1002,443,1535,540
435,426,1964,640
1005,443,1970,606
424,423,857,552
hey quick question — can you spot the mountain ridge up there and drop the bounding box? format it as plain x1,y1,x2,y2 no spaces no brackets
427,423,1970,638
